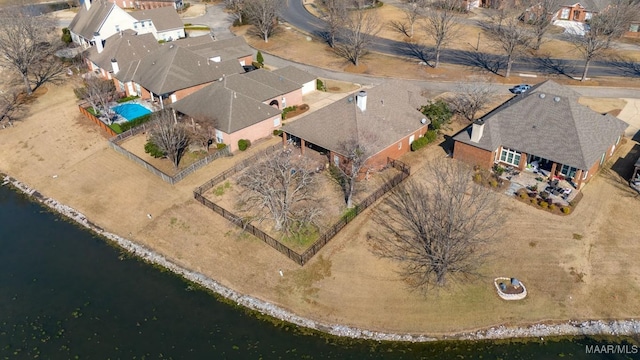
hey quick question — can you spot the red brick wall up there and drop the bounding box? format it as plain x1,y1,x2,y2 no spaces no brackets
221,114,281,151
453,141,494,168
169,82,212,104
263,89,303,109
238,55,253,66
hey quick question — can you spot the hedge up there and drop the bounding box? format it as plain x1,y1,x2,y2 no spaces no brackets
411,130,437,151
119,113,152,132
144,140,165,158
117,95,140,103
238,139,251,151
216,143,227,150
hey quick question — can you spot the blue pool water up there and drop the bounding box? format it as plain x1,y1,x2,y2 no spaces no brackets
112,103,152,121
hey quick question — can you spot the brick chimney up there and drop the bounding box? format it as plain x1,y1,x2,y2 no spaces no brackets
356,90,367,112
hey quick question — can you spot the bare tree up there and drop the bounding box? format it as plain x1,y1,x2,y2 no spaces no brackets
237,150,320,234
482,17,533,77
370,159,502,290
186,114,217,151
323,0,347,47
333,136,374,208
148,110,190,169
0,8,65,95
225,0,245,25
423,0,461,68
244,0,283,42
75,77,117,122
0,90,26,128
569,0,639,81
448,79,495,121
335,1,382,65
521,0,560,50
389,0,426,38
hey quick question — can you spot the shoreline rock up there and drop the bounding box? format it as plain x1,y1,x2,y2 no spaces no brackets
2,173,639,342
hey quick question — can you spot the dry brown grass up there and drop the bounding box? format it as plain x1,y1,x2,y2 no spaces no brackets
2,63,640,336
578,97,628,114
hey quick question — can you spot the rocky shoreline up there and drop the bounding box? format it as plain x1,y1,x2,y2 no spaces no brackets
3,173,640,342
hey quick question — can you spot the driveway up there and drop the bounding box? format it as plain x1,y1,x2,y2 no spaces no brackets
618,99,640,139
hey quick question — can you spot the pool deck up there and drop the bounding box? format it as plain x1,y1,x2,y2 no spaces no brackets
111,100,159,124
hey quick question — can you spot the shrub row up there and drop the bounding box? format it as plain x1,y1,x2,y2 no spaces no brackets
281,105,298,120
120,113,152,132
410,130,437,151
117,95,140,103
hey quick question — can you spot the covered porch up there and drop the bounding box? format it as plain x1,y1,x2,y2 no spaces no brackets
495,147,589,190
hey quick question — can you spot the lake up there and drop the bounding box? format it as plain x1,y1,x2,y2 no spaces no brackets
0,184,637,359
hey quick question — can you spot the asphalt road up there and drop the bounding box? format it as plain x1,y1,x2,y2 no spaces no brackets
280,0,640,79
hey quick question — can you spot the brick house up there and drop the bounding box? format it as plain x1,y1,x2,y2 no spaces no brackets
452,80,628,189
281,81,429,176
169,76,287,152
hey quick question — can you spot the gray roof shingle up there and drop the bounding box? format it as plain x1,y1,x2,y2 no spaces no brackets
69,0,117,40
242,69,301,95
272,66,317,86
130,7,183,32
169,81,281,134
453,80,628,170
171,36,253,62
86,31,159,75
132,43,243,95
283,80,428,157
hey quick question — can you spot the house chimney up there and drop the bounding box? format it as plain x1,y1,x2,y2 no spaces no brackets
356,90,367,112
84,0,91,11
111,58,119,74
470,119,485,143
93,32,103,53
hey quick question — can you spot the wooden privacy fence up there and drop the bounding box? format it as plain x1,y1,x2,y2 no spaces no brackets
107,120,232,185
194,155,412,266
78,102,117,137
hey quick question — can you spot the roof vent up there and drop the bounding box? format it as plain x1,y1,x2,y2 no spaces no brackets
539,93,546,98
420,118,427,124
169,44,174,48
553,96,560,102
347,97,353,103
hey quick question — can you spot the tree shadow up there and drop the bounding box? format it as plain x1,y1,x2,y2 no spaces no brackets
608,55,640,78
452,50,504,76
600,143,640,199
529,54,577,78
394,41,433,66
438,134,455,156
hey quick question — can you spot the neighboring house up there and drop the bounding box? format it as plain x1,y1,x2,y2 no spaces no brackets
523,0,640,37
170,80,283,152
242,69,303,109
171,36,254,67
106,0,183,10
129,7,185,42
69,0,133,47
69,0,184,48
452,80,628,189
129,42,244,106
84,31,159,92
281,81,429,175
272,66,318,95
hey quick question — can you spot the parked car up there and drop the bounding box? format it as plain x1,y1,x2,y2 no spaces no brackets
510,84,531,94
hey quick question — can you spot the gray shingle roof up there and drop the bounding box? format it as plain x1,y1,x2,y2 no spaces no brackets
69,0,117,40
86,31,159,75
453,80,628,170
272,66,317,86
221,74,285,102
283,81,428,157
172,36,253,62
242,69,301,95
132,43,243,95
169,81,281,134
130,7,183,32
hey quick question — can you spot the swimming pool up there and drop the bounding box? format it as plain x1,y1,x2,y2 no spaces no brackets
112,103,152,122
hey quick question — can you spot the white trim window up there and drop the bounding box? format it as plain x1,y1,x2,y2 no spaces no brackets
215,130,224,144
600,152,605,165
560,164,577,178
582,170,589,180
560,8,570,19
499,147,521,166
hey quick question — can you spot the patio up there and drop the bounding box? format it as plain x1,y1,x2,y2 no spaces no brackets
498,166,578,206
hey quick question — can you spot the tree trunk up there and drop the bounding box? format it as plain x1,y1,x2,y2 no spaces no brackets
434,48,441,68
534,33,543,50
505,57,513,78
581,59,591,81
22,73,32,95
264,33,268,43
346,178,356,208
